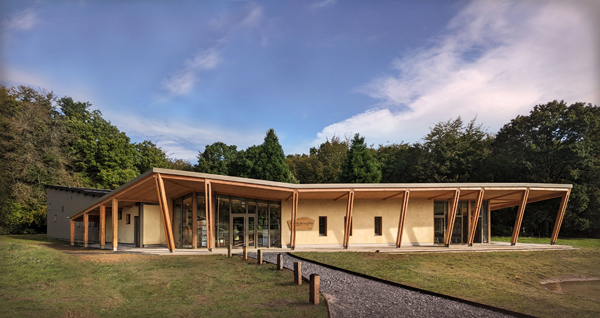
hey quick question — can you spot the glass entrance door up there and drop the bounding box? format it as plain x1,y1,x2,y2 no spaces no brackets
230,214,256,248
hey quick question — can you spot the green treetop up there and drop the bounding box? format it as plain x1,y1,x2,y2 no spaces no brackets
341,133,381,183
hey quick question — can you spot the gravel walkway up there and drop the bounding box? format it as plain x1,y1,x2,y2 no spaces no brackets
245,252,515,318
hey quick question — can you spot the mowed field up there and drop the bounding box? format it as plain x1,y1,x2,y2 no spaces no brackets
296,238,600,318
0,235,328,318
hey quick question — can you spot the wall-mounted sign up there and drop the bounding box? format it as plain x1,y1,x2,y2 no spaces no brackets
287,217,315,231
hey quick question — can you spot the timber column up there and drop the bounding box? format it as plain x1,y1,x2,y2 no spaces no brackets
112,198,118,251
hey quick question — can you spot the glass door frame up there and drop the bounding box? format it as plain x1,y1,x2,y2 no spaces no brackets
230,213,257,248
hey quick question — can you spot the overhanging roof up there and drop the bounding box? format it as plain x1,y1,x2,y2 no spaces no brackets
69,168,572,220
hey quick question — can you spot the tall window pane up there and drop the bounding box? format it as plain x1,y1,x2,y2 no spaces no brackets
257,201,268,247
231,198,245,214
197,194,207,248
172,199,182,248
269,202,281,247
217,196,230,247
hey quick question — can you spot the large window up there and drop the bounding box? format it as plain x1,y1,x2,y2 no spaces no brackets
217,197,230,247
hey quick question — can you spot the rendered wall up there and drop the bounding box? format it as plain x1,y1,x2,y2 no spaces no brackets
105,206,138,244
286,198,434,247
142,204,166,245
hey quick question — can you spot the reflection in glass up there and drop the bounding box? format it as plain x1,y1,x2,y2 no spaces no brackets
257,201,268,247
269,203,281,247
233,217,244,247
231,198,246,214
182,196,193,248
218,197,230,247
197,194,207,248
173,199,182,248
248,216,255,247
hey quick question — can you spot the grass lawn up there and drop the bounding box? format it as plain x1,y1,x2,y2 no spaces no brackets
295,237,600,318
0,235,328,318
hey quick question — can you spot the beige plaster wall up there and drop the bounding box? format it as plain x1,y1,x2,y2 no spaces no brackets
287,198,434,247
143,204,166,245
105,206,138,244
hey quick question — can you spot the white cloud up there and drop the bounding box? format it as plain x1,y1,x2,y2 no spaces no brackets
162,48,222,96
113,115,266,160
314,0,600,147
2,7,38,32
311,0,337,10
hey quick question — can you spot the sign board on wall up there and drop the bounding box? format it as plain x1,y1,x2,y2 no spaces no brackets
287,217,315,231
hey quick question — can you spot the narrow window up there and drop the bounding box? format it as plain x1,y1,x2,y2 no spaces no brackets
62,206,64,213
54,215,57,222
344,216,353,236
126,214,131,224
319,216,327,236
118,210,122,220
374,217,382,236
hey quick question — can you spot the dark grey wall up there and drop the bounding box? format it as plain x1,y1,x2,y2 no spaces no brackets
46,188,102,241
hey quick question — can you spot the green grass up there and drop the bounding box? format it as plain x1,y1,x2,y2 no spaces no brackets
0,235,328,318
295,238,600,318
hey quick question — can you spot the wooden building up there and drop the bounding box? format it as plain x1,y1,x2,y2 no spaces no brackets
52,168,571,251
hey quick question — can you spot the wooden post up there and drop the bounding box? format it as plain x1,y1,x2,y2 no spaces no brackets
70,219,75,246
487,201,491,244
243,246,248,261
551,190,570,245
155,174,176,252
395,190,409,248
257,250,263,265
112,198,118,251
228,244,232,257
343,190,355,249
205,180,213,251
294,262,302,285
192,192,197,249
467,189,485,246
99,205,106,249
290,190,299,249
310,274,320,305
444,190,461,247
511,189,530,246
277,253,283,270
83,213,89,248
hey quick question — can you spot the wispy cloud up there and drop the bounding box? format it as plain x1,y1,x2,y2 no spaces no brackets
310,0,337,10
313,0,600,147
2,7,38,32
162,48,222,96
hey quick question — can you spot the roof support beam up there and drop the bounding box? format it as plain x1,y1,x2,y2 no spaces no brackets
444,189,461,247
487,191,524,201
384,191,406,201
155,173,175,252
343,190,355,249
395,191,410,247
334,193,348,201
467,189,485,246
551,190,570,245
428,191,456,200
205,180,214,251
99,205,106,249
290,190,299,249
511,189,530,246
112,198,118,251
83,213,89,248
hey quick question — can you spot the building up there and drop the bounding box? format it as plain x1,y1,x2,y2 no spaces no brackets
48,168,571,252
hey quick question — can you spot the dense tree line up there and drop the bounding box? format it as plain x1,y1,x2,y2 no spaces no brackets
1,85,598,238
0,86,182,234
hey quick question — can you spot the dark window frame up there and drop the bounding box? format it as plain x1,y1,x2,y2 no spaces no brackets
118,210,122,220
374,216,382,236
126,214,131,225
319,216,327,236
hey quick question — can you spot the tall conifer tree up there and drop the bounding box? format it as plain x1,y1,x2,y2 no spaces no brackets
341,133,381,183
251,129,296,183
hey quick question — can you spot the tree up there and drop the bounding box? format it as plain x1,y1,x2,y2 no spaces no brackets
250,129,296,183
195,142,237,175
420,117,493,182
490,101,600,237
341,133,381,183
59,97,139,189
287,136,348,183
134,140,170,173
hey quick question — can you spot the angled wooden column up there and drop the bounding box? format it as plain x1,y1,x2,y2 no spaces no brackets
444,189,461,247
293,191,299,249
112,198,118,251
343,190,355,249
155,173,176,252
510,189,530,246
551,190,570,245
205,180,213,251
290,190,298,249
192,192,197,249
467,189,485,246
99,205,106,249
70,219,75,246
395,190,410,248
83,213,89,247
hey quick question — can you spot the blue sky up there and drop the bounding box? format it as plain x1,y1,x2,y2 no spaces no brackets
2,0,599,161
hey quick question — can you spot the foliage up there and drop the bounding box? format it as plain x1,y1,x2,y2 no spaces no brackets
287,136,348,183
341,133,381,183
133,140,170,173
250,129,297,183
195,142,238,175
490,101,600,237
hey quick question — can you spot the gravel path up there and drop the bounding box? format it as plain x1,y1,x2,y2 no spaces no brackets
245,252,515,318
